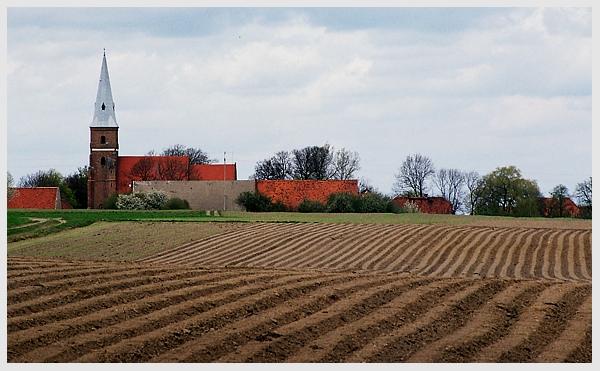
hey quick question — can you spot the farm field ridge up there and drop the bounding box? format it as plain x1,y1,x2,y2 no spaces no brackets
7,215,592,363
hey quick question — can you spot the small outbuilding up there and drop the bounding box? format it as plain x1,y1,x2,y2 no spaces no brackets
7,187,67,209
391,196,453,214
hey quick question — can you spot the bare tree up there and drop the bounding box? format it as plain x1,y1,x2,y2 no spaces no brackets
392,153,435,197
358,177,379,194
292,144,334,180
331,148,361,180
7,171,17,201
252,151,294,180
434,168,465,214
574,177,592,218
161,144,216,164
130,156,157,181
463,170,480,215
157,157,188,180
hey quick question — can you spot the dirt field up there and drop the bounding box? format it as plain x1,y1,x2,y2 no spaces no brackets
7,221,592,362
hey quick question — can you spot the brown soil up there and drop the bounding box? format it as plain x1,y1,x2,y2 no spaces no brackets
7,221,592,363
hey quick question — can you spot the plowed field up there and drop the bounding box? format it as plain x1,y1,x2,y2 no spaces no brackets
7,221,592,362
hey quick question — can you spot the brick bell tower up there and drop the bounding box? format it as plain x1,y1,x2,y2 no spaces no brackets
88,50,119,209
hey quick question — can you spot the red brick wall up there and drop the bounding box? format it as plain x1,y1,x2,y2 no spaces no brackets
392,196,453,214
256,180,358,209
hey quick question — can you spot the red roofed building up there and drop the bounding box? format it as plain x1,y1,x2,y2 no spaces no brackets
116,156,237,193
540,197,580,218
87,52,236,208
391,196,453,214
7,187,63,209
192,164,237,182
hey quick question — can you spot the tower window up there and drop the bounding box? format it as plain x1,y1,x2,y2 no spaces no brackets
101,103,106,110
101,157,106,166
101,136,106,144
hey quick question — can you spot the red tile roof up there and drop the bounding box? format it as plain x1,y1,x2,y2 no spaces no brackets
190,164,237,181
116,156,237,193
540,197,580,217
391,196,453,214
7,187,62,209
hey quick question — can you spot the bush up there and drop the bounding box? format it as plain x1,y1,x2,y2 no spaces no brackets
162,197,190,210
357,193,390,213
103,192,120,209
144,191,169,210
385,200,403,214
235,191,274,212
116,193,148,210
297,199,326,213
270,199,289,212
326,192,359,213
398,200,421,213
115,191,169,210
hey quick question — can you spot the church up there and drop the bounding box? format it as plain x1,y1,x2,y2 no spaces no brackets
87,52,237,209
87,52,357,210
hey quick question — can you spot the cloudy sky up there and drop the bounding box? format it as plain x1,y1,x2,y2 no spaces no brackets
5,2,593,197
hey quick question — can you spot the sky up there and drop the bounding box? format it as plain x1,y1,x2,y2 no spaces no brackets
4,2,595,198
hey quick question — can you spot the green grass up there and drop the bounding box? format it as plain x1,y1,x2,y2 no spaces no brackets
6,209,212,242
7,208,589,243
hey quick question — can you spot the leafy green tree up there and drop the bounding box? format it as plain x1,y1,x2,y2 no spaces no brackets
18,169,63,187
473,166,541,217
18,168,79,208
63,167,88,209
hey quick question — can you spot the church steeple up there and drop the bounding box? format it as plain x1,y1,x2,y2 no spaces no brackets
88,50,119,209
90,50,118,128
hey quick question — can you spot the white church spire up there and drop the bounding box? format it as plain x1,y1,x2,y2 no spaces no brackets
90,50,118,127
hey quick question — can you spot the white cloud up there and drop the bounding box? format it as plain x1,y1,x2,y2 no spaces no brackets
6,7,592,196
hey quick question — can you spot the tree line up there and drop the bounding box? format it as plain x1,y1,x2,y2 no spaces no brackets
251,143,360,181
390,153,592,218
130,144,217,181
7,145,592,218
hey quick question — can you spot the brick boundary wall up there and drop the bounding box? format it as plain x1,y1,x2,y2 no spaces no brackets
256,180,358,210
132,179,359,211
